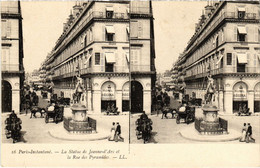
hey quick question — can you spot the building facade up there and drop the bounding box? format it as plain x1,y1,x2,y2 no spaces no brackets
1,1,25,113
43,1,156,114
175,1,260,114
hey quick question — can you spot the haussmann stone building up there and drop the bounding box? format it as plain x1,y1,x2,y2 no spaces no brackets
175,1,260,114
1,1,25,113
43,1,156,114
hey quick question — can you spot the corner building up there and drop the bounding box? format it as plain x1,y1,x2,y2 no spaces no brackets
45,1,155,114
177,1,260,114
1,1,25,113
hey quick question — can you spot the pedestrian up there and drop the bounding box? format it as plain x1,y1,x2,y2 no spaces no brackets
246,123,255,143
238,103,242,115
156,92,163,116
115,122,124,142
239,123,247,142
108,122,116,141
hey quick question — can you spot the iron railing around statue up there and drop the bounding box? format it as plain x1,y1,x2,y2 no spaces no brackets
63,116,97,133
195,117,228,134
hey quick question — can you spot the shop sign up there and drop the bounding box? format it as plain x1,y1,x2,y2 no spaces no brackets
122,82,129,100
101,82,115,100
254,83,260,100
233,83,247,100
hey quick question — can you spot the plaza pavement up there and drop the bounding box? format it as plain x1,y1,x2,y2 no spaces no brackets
130,107,260,144
1,96,129,144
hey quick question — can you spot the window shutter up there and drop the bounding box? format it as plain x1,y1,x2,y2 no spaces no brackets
115,53,118,65
101,53,104,72
103,26,105,41
7,20,11,37
234,26,237,42
246,26,249,42
255,26,258,42
138,21,143,38
233,52,236,71
247,53,250,66
131,21,138,38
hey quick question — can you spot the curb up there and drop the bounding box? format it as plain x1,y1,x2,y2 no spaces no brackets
179,126,241,142
48,130,109,141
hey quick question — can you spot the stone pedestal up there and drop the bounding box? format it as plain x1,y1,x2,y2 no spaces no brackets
64,104,96,134
200,104,223,134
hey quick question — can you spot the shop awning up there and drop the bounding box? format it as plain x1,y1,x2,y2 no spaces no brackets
216,54,223,65
238,7,245,12
237,53,247,64
125,53,129,62
105,25,115,34
237,26,247,34
105,53,116,63
106,7,114,11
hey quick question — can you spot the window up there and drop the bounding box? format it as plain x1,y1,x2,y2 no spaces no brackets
227,53,232,65
105,53,115,72
238,33,246,41
95,53,100,65
105,26,115,41
238,7,245,19
107,34,113,41
106,7,114,18
237,26,247,42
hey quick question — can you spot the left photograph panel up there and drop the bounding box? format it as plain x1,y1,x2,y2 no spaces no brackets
1,1,130,144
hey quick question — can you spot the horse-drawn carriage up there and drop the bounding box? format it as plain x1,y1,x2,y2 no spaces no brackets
161,96,182,119
176,104,195,124
135,116,153,143
5,112,22,143
45,105,64,124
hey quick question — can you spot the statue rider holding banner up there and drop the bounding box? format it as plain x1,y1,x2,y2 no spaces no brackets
74,64,85,104
205,74,215,105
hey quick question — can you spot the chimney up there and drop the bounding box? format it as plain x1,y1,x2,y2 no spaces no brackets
205,4,214,16
73,2,83,18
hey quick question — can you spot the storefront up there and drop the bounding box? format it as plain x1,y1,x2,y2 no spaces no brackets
101,81,116,112
233,82,248,113
122,82,129,112
254,82,260,113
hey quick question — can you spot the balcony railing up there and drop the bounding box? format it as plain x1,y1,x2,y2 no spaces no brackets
52,64,153,80
1,64,20,72
1,7,19,14
185,66,260,79
131,65,151,72
54,11,129,53
187,11,259,53
130,7,150,15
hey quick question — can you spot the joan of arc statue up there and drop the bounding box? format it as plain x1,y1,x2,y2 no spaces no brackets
205,74,216,105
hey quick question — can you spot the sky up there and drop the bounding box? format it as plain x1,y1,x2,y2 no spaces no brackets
21,1,207,73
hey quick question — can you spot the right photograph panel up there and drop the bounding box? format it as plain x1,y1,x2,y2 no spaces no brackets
129,1,260,144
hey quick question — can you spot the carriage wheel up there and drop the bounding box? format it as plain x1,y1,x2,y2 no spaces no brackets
176,115,180,124
45,115,49,123
172,110,177,119
55,116,58,124
186,116,190,124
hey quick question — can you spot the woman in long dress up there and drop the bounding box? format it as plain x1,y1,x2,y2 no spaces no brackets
108,122,116,141
239,123,247,142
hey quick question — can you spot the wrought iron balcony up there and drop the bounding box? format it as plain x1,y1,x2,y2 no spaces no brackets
184,66,260,80
1,7,19,14
1,64,21,72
